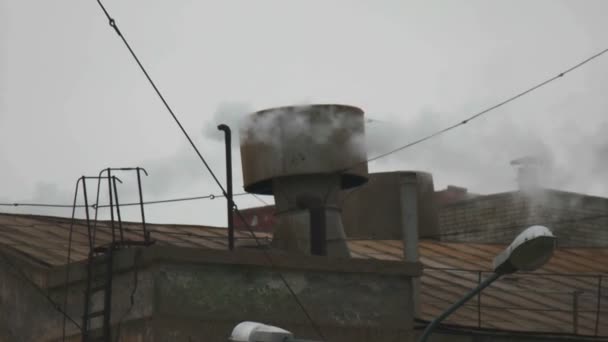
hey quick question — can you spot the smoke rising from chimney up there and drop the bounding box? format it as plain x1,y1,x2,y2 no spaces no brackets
363,108,608,197
201,102,253,144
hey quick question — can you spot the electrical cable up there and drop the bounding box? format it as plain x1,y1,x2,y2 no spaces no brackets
250,193,271,206
95,0,227,199
321,46,608,206
230,201,327,340
94,2,325,339
0,192,250,209
360,46,608,167
0,203,86,208
93,192,249,208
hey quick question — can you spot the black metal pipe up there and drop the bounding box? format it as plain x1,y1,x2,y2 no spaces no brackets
296,195,327,256
218,124,234,251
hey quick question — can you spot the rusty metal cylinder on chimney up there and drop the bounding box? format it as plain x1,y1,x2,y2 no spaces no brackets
239,104,369,257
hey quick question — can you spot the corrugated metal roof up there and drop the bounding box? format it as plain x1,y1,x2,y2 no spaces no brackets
349,240,608,336
1,212,606,336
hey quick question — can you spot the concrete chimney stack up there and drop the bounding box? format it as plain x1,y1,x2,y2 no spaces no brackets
239,104,368,257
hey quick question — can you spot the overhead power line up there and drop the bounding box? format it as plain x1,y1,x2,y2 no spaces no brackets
250,193,271,206
0,192,251,209
359,46,608,166
320,45,608,205
95,0,228,199
93,1,323,339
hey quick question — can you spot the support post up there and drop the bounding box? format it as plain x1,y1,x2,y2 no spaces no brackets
400,173,420,316
596,275,603,336
477,271,482,328
573,290,581,334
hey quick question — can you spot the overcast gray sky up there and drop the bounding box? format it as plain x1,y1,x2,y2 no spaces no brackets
1,0,607,226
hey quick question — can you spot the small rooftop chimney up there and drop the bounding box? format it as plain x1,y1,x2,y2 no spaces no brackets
239,104,368,257
511,156,543,192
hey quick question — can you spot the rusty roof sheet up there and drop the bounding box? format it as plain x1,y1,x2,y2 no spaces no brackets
1,212,607,336
349,240,608,336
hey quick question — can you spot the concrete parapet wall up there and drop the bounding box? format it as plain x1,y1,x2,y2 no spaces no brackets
31,246,421,342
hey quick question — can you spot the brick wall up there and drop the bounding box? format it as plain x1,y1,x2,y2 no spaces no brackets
438,189,608,247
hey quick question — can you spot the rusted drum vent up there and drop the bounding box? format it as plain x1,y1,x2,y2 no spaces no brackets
239,104,369,257
240,104,369,195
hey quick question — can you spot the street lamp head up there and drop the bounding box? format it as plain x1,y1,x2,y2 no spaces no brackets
493,225,555,275
229,322,293,342
420,226,556,342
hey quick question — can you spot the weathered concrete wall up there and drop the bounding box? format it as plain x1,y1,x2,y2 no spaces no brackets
40,246,421,342
155,265,413,341
0,251,64,341
438,189,608,247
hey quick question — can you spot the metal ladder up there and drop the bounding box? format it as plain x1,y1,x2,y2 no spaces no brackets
79,167,152,342
82,245,115,341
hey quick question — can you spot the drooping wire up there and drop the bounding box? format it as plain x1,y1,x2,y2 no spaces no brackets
0,203,87,208
95,0,228,199
250,193,271,206
321,46,608,206
93,2,325,339
230,200,326,339
361,46,608,166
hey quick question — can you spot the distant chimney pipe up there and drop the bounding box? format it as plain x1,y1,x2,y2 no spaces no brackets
511,156,543,192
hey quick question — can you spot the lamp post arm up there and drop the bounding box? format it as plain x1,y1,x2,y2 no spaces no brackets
419,272,501,342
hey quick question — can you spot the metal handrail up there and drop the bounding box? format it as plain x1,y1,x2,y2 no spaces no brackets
421,269,606,336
